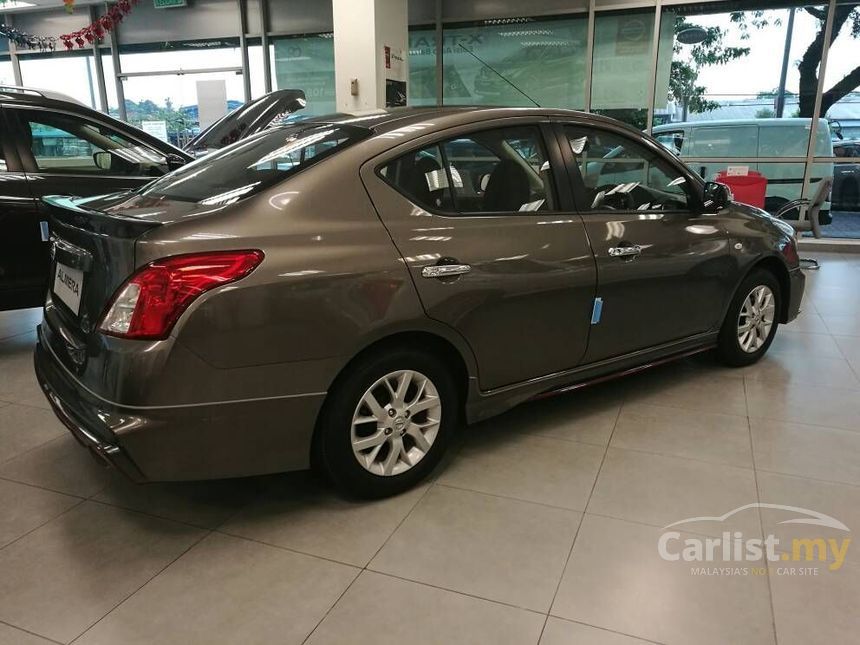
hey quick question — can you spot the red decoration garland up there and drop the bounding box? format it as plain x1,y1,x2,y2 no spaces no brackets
60,0,139,51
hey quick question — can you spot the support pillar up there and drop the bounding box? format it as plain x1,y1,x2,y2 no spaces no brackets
332,0,408,112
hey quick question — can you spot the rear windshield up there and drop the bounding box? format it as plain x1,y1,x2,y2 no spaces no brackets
141,123,370,204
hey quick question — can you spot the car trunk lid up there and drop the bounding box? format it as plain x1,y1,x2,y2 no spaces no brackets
42,194,161,339
184,88,307,156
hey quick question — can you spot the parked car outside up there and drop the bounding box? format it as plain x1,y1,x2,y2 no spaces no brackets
832,139,860,211
34,107,804,498
652,118,834,218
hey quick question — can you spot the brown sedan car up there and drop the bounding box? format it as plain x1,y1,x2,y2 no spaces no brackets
34,107,804,497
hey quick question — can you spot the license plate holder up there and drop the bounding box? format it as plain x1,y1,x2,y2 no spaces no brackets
53,262,84,315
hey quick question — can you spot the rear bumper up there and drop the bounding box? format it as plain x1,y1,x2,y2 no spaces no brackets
786,266,805,323
34,331,147,482
34,323,326,482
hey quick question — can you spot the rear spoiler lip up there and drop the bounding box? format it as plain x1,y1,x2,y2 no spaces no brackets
41,194,163,229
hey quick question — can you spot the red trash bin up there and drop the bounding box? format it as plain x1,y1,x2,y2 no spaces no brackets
715,170,767,208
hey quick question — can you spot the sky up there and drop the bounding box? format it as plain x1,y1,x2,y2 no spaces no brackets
693,7,860,98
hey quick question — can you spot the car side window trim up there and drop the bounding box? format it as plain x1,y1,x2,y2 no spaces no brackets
375,121,562,218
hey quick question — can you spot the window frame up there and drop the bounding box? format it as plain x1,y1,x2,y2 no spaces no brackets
0,106,24,173
551,120,705,215
7,105,171,179
375,120,569,217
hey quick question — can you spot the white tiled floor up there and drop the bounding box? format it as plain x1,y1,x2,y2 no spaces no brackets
1,252,859,644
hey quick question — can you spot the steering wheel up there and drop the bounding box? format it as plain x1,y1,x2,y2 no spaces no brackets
594,184,636,210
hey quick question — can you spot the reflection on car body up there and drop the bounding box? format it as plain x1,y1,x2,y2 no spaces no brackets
33,107,805,498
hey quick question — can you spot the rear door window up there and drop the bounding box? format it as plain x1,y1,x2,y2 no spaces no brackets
379,144,455,211
380,125,557,214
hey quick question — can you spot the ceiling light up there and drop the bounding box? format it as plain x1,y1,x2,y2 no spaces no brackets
0,1,37,9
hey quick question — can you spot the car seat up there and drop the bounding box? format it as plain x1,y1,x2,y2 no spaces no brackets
483,159,529,212
408,156,447,208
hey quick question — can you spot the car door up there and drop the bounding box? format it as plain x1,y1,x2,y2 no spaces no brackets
555,121,733,363
3,107,177,307
0,106,49,309
362,120,597,391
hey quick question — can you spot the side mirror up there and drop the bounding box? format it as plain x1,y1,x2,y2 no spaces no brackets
166,153,187,171
703,180,731,211
93,151,112,170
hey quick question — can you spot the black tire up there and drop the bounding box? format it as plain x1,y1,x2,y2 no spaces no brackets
314,348,458,498
716,268,781,367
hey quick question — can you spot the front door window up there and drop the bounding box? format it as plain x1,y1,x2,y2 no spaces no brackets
564,126,691,212
14,110,169,177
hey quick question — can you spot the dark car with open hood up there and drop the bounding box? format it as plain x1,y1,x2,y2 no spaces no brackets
34,106,804,497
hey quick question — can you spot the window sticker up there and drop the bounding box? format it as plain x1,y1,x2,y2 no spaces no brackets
570,136,588,154
519,199,546,212
424,168,450,191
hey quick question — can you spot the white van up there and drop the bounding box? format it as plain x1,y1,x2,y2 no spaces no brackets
652,119,833,216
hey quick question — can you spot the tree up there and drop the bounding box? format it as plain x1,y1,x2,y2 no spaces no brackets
797,6,860,117
732,7,860,118
669,16,750,116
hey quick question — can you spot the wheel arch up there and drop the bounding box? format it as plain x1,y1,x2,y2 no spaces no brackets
332,330,472,404
749,255,792,323
310,327,475,469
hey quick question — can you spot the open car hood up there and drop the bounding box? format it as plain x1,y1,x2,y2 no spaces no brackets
183,89,307,156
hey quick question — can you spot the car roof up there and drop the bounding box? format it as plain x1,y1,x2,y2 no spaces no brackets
0,85,86,106
299,105,640,135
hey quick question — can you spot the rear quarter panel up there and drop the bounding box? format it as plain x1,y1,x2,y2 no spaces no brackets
129,146,438,404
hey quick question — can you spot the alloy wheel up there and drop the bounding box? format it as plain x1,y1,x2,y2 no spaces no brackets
350,370,442,476
737,285,775,353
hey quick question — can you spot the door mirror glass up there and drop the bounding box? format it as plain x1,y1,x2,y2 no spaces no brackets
703,181,731,211
93,151,112,170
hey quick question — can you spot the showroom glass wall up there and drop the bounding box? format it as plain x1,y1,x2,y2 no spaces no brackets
1,0,856,236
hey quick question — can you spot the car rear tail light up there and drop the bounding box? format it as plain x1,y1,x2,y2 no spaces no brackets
100,250,264,340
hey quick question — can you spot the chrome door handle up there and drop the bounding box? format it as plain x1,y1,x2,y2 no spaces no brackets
422,264,472,279
608,245,642,258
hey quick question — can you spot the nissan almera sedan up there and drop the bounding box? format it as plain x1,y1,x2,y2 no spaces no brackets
34,107,804,498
